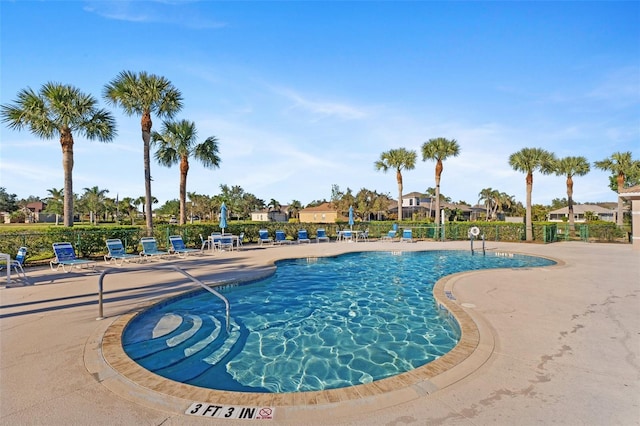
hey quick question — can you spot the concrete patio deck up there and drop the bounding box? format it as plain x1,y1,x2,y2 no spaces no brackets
1,240,638,425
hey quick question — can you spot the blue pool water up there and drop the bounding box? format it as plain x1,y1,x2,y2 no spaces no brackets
122,250,555,393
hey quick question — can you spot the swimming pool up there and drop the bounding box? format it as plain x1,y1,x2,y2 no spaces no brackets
122,250,555,393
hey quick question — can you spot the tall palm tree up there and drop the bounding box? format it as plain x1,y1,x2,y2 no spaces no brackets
594,152,639,226
374,148,417,221
509,148,556,241
45,187,64,225
421,137,460,226
152,119,221,225
554,156,590,233
1,83,115,226
104,71,183,235
425,187,437,221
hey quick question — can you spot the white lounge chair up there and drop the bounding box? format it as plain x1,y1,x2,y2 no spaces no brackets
104,239,139,265
50,242,96,272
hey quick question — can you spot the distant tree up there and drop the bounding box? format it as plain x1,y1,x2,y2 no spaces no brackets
0,188,19,213
421,137,460,225
509,147,556,241
44,187,64,225
268,198,282,212
104,71,183,236
152,119,221,225
531,204,550,222
119,197,138,225
1,83,116,226
550,198,568,210
156,199,180,217
594,152,640,226
288,200,303,220
375,148,417,221
82,186,109,225
553,156,590,233
478,187,499,220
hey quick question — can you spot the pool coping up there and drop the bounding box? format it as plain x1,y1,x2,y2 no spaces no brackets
87,249,562,422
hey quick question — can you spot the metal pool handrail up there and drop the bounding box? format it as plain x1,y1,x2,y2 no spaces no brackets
96,265,231,332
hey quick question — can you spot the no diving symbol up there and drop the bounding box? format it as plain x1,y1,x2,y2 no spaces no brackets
259,407,273,418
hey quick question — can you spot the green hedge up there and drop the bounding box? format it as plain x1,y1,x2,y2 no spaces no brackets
0,220,630,265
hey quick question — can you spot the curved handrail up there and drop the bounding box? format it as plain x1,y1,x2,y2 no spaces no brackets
96,265,231,332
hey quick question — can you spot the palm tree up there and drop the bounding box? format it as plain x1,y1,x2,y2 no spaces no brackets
424,187,437,221
421,137,460,226
288,200,302,220
81,186,109,225
104,71,183,235
152,119,221,225
478,187,498,220
553,156,590,233
509,148,556,241
594,152,639,226
374,148,417,221
45,187,64,225
1,83,116,226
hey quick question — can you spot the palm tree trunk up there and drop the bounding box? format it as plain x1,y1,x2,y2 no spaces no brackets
60,129,74,227
142,112,153,236
396,170,403,221
567,175,575,235
434,160,443,226
617,173,624,226
179,157,189,225
525,172,533,241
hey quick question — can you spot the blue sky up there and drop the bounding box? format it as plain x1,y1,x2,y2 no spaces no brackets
1,1,638,208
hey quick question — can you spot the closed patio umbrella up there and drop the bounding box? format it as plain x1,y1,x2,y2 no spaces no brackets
348,205,354,230
219,202,228,234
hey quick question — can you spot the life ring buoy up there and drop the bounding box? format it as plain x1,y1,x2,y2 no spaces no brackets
469,226,480,237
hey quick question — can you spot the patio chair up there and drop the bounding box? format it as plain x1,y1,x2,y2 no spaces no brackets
50,242,96,272
104,239,139,265
400,228,413,242
381,224,398,241
258,229,274,246
275,230,292,245
297,229,311,244
316,228,330,243
139,237,171,261
169,235,200,257
237,232,244,249
199,234,211,251
219,235,234,251
210,232,223,251
341,229,353,242
1,247,27,279
359,229,369,242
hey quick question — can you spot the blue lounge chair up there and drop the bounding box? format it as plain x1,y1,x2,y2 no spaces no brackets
258,229,273,246
275,230,292,245
169,235,200,257
104,239,139,265
297,229,311,244
401,228,413,242
381,224,398,241
316,228,330,243
50,242,96,272
139,237,171,260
